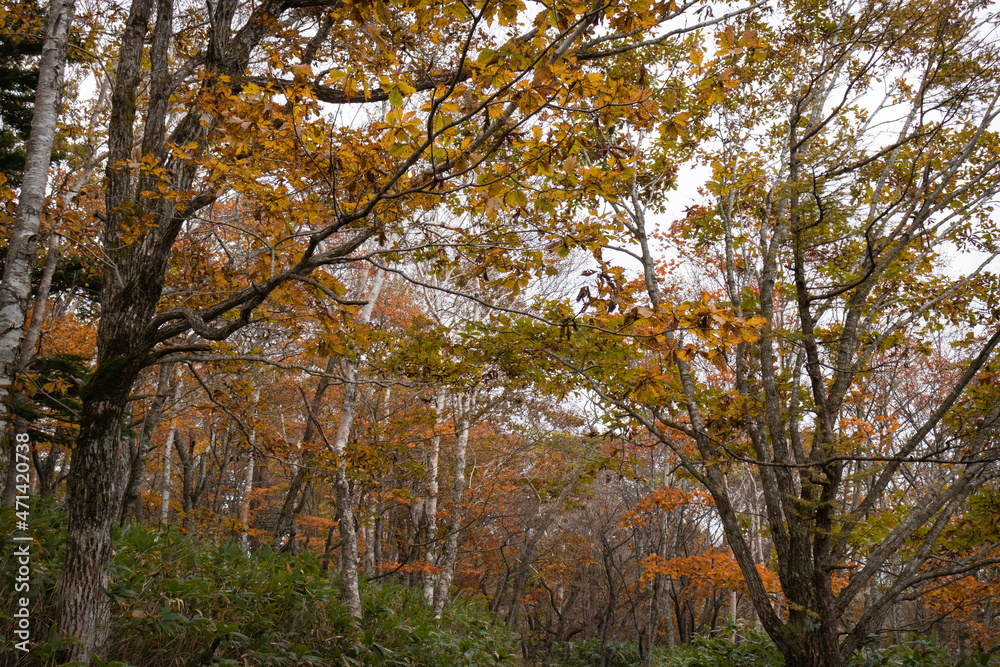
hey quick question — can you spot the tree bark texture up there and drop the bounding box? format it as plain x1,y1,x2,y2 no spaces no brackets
333,360,363,617
56,382,131,661
159,427,176,522
331,268,385,617
433,390,475,616
422,390,445,602
0,0,76,425
1,234,62,506
239,453,255,550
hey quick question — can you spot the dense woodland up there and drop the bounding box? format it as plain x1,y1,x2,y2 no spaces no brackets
1,0,1000,665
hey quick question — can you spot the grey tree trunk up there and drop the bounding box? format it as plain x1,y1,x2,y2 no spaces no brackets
433,391,475,617
238,452,254,551
331,268,385,617
363,512,376,574
237,391,258,549
1,235,61,506
176,431,210,532
52,0,381,659
504,473,579,627
119,363,176,524
0,0,76,425
55,1,160,655
57,375,132,661
159,427,176,522
421,390,445,602
333,360,363,617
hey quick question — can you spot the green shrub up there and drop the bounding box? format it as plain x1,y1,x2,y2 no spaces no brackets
659,625,783,667
658,628,1000,667
1,504,516,666
538,637,676,667
849,637,998,667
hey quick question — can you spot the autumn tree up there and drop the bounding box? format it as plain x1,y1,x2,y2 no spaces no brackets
522,1,1000,665
18,0,763,658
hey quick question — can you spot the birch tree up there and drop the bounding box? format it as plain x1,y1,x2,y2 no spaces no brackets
0,0,75,424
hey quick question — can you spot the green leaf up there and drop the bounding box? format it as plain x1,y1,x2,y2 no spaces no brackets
389,86,403,108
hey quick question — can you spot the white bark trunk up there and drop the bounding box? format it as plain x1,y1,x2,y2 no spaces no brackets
1,235,60,506
239,452,254,551
362,514,375,573
333,361,362,616
422,389,445,602
239,389,259,550
331,268,385,617
0,0,77,424
433,390,476,617
159,428,176,522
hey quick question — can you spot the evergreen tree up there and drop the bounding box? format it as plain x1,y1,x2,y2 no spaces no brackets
0,1,44,184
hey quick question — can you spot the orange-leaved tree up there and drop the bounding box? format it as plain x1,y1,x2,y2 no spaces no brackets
467,1,1000,665
24,0,764,659
519,1,1000,665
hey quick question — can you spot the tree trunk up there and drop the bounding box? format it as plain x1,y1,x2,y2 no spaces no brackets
238,452,254,551
0,0,76,425
503,471,578,626
272,465,307,548
422,389,445,602
56,0,160,656
322,525,337,571
19,235,64,505
333,360,363,617
176,432,209,533
119,363,175,525
211,429,232,515
330,267,385,617
363,511,376,574
433,390,475,616
1,427,19,508
2,232,62,507
176,434,195,531
159,427,176,522
54,0,380,659
272,355,340,549
56,371,133,661
32,441,62,497
373,512,382,574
